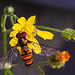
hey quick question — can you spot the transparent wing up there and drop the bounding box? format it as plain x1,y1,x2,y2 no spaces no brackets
39,45,58,57
0,46,18,70
30,41,58,57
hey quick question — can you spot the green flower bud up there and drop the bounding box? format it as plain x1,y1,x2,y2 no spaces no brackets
62,28,75,41
4,62,18,69
4,62,12,69
4,6,14,14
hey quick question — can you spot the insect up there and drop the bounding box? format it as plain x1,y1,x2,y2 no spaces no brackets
0,31,57,70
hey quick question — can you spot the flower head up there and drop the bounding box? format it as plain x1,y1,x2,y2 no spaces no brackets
48,51,70,69
4,6,14,14
9,16,54,54
62,28,75,41
55,51,70,65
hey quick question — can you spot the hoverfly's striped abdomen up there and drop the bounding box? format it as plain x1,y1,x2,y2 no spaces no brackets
16,32,33,68
21,47,33,68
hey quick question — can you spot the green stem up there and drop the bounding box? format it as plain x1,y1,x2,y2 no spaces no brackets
37,61,49,75
2,15,7,75
3,32,7,55
9,16,14,25
3,13,18,19
4,69,7,75
6,69,14,75
35,25,63,33
2,15,7,55
4,29,13,33
9,14,18,26
1,14,14,75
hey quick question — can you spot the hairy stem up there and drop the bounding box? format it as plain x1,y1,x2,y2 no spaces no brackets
7,69,14,75
3,32,7,55
37,61,49,75
9,16,14,25
35,25,63,33
1,14,14,75
4,29,13,33
2,15,7,75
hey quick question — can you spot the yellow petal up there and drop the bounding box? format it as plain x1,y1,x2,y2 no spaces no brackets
17,46,21,53
12,23,23,31
37,30,54,40
27,16,36,25
9,37,18,46
28,42,41,54
28,43,33,52
18,17,26,27
33,49,41,54
26,35,35,41
33,43,41,54
24,26,36,38
9,31,19,37
31,37,39,43
28,38,41,54
28,47,32,53
26,25,35,33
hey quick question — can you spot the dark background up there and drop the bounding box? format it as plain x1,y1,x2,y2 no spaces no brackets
0,0,75,75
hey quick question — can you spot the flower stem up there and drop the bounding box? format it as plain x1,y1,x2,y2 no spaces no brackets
1,15,7,55
4,69,7,75
1,14,14,75
9,14,18,25
9,16,14,25
6,69,14,75
3,32,7,55
1,15,7,75
35,25,63,33
37,61,49,75
4,29,13,33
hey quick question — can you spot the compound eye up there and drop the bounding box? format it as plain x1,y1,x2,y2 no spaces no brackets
16,32,27,38
21,32,27,37
16,33,21,38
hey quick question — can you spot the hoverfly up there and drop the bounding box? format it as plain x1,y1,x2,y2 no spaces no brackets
0,31,57,70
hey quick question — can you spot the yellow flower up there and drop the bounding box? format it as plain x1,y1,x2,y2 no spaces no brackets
55,51,70,65
9,16,54,54
12,16,54,40
12,16,36,38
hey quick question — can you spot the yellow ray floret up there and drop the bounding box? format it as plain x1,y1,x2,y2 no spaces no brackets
18,17,26,26
9,31,19,37
17,46,21,53
28,37,41,54
12,23,23,31
9,37,18,46
28,43,41,54
37,30,54,40
27,16,36,25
